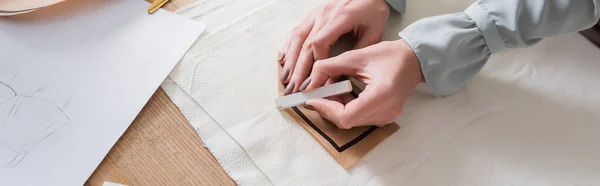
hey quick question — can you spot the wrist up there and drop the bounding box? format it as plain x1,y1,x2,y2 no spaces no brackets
393,39,425,84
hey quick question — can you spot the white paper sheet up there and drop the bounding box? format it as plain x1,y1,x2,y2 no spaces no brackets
0,0,204,185
167,0,600,185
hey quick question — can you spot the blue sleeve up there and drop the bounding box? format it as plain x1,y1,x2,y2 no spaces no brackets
385,0,405,13
399,0,600,96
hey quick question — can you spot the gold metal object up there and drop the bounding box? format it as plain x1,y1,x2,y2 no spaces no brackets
148,0,170,14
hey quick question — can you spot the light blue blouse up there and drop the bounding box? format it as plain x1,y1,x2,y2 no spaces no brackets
386,0,600,96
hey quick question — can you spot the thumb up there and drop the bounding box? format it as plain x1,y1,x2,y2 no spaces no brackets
305,98,352,129
301,52,361,91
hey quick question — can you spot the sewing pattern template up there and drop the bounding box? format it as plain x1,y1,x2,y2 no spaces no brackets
290,91,379,152
277,64,400,168
0,82,70,168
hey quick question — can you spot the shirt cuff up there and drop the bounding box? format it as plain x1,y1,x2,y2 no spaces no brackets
464,2,506,53
385,0,405,13
399,12,493,96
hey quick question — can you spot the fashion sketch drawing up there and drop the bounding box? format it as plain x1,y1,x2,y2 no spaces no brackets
0,81,70,168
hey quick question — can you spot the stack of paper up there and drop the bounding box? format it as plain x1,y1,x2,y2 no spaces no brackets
0,0,204,185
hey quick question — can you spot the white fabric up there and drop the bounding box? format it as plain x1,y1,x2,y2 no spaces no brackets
161,79,272,185
166,0,600,185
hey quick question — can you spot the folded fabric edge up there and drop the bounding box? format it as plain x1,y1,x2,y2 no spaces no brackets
161,78,273,186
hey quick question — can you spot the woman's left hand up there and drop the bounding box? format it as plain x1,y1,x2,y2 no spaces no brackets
279,0,391,95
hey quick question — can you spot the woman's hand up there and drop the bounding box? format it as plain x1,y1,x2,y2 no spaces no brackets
279,0,390,95
302,40,424,129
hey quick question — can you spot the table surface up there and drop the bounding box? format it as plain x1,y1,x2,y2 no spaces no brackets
84,0,236,185
66,1,600,185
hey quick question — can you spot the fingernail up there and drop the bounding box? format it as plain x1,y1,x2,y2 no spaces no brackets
278,52,285,62
304,104,315,110
284,82,295,95
280,68,290,81
299,77,311,91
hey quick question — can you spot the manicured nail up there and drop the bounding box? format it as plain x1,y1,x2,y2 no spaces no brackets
284,82,295,95
304,104,315,110
280,68,290,81
299,77,311,91
278,52,285,62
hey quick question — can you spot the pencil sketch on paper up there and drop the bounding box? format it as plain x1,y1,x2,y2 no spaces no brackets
0,82,70,168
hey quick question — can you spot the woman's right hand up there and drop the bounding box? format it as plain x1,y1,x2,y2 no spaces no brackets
279,0,391,95
303,39,424,129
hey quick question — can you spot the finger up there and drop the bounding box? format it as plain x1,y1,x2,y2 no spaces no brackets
278,39,291,65
342,87,385,127
304,98,355,129
289,46,314,93
340,93,355,104
326,95,344,103
325,77,338,86
322,77,350,103
326,92,355,105
279,12,316,65
312,15,354,61
300,69,338,91
281,18,315,84
302,52,361,91
307,86,384,129
289,17,326,93
353,28,382,50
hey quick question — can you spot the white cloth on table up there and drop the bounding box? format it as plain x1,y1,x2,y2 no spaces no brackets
164,0,600,185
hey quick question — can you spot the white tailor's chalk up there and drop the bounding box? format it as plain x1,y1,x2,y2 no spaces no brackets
275,80,352,110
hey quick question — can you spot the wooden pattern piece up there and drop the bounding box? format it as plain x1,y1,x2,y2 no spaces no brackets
278,65,400,169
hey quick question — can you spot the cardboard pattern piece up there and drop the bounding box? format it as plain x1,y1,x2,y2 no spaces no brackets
277,65,400,169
